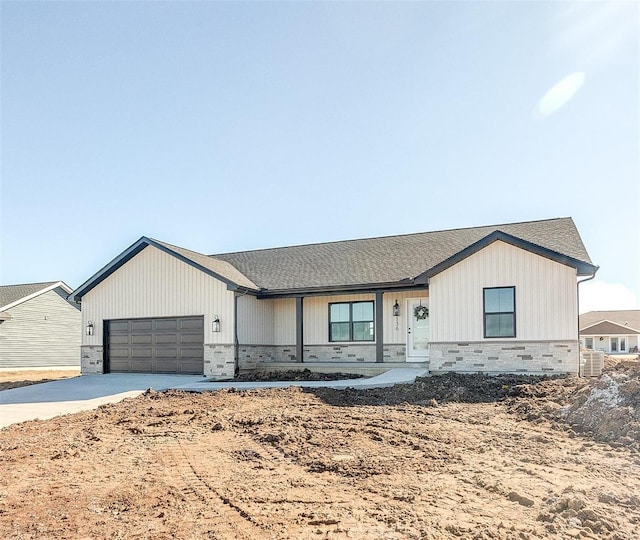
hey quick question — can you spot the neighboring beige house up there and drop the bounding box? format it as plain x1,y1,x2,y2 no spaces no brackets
579,310,640,354
0,281,81,369
71,217,597,379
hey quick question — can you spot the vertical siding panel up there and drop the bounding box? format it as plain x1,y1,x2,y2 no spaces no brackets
273,299,295,344
382,290,427,343
82,245,236,346
430,241,578,342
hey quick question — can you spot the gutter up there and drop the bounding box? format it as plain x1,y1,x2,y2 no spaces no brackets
576,266,599,376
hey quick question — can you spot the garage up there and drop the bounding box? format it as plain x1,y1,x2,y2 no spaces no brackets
106,316,204,374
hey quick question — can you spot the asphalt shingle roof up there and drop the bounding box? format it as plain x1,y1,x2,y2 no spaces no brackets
152,239,259,290
0,282,60,309
580,310,640,332
211,217,593,291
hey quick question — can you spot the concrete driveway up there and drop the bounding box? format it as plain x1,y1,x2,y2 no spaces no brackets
0,368,428,429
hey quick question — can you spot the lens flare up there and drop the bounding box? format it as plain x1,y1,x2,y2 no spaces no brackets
535,72,586,118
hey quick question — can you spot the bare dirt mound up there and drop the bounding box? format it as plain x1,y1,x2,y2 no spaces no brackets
1,365,639,539
505,358,640,452
309,372,562,406
233,368,364,382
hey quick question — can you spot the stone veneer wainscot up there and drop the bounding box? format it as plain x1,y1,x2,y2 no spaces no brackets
429,341,579,374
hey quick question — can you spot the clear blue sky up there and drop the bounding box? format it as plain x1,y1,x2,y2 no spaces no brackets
1,1,638,311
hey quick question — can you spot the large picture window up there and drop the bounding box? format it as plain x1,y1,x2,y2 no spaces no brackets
483,287,516,338
329,301,374,342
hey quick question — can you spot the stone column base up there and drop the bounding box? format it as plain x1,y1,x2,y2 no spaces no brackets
81,345,104,374
204,344,235,380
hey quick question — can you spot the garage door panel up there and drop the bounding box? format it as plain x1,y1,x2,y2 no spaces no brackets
180,333,203,344
107,317,204,374
110,359,131,371
156,347,178,358
110,321,130,332
180,346,204,358
109,347,130,358
131,334,153,345
180,318,204,330
154,319,178,331
131,320,152,331
130,360,153,372
155,334,178,344
154,360,179,373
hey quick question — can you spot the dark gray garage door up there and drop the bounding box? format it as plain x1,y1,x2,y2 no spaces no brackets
107,316,204,374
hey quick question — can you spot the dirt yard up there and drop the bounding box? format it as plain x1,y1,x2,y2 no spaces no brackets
1,362,639,539
0,369,80,391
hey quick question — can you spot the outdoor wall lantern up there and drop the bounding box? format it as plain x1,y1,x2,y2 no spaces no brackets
392,300,400,317
212,316,221,333
86,321,94,336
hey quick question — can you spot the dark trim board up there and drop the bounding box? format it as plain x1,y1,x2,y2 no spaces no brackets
103,320,110,373
415,230,598,283
375,292,383,363
72,237,257,302
296,297,303,362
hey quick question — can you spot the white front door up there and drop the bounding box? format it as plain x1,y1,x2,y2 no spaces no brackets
407,298,429,362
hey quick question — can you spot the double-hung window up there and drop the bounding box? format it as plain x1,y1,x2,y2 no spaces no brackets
329,301,374,342
483,287,516,338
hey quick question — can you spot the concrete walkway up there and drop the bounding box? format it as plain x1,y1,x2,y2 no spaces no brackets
0,368,428,429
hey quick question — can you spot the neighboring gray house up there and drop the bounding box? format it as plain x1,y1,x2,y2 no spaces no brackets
71,217,597,379
580,310,640,354
0,281,81,369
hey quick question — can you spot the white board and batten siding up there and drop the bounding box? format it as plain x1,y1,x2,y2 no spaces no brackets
237,296,296,345
0,290,81,369
238,292,428,347
81,245,235,345
429,240,578,342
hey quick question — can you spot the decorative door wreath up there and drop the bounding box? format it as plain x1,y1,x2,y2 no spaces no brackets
414,305,429,320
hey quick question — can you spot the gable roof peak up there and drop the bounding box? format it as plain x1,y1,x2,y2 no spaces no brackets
0,281,72,311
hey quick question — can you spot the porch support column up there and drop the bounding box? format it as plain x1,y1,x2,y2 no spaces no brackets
375,292,383,363
296,297,304,362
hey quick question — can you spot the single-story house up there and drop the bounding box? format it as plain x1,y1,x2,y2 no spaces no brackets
579,310,640,354
0,281,81,370
71,217,597,379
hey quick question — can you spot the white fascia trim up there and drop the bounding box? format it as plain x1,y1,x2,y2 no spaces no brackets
0,281,72,312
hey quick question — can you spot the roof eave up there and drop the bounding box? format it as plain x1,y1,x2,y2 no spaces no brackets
580,319,640,334
256,279,424,299
415,230,598,282
72,237,259,302
0,281,72,311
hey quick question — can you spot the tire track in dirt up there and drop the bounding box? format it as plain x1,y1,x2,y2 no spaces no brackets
160,437,267,539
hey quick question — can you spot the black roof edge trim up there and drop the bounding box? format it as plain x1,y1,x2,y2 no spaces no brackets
72,237,257,301
415,230,598,282
256,281,427,299
145,239,252,291
72,238,150,302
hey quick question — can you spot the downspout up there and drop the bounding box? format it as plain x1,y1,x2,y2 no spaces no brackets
576,266,599,376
